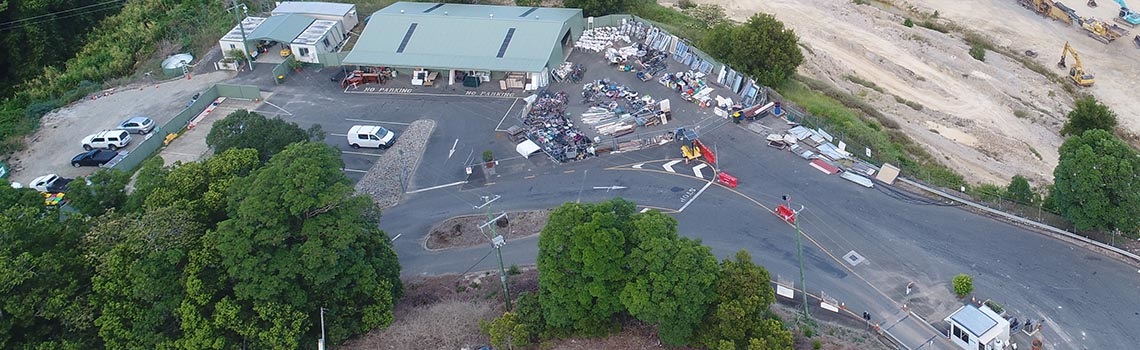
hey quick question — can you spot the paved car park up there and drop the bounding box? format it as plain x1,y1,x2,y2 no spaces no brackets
241,69,522,185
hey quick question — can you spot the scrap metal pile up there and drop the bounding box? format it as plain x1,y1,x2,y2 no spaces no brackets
658,71,716,107
523,90,595,162
552,62,586,83
579,79,669,138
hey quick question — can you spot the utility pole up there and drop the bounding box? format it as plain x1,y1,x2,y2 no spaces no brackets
783,195,810,319
476,195,512,310
227,1,255,71
318,307,327,350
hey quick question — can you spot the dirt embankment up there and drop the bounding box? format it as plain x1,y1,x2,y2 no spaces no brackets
426,209,551,250
670,0,1140,185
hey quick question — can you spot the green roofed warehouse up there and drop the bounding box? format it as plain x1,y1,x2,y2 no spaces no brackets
343,2,584,89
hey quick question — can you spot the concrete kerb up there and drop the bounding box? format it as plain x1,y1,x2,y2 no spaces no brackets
898,177,1140,267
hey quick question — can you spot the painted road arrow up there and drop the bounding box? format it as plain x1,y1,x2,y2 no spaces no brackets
693,163,708,178
632,163,644,169
447,139,458,159
663,160,681,173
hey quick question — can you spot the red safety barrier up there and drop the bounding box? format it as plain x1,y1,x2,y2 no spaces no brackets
717,172,738,188
775,204,796,224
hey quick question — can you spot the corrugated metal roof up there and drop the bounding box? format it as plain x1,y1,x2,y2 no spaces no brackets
293,20,339,45
949,305,998,337
272,1,355,17
247,14,314,43
343,2,580,72
221,17,267,42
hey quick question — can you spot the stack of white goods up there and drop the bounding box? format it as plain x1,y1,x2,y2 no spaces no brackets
575,27,629,52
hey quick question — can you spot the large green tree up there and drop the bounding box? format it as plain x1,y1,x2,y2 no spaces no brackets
141,148,259,224
562,0,637,17
206,110,322,162
0,184,98,349
698,250,792,350
1052,129,1140,234
65,169,130,216
87,206,205,349
701,14,803,87
178,142,402,347
620,236,718,345
1006,175,1035,204
537,199,642,335
1060,95,1117,136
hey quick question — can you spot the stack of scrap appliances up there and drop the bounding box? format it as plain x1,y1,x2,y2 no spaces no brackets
1019,0,1131,44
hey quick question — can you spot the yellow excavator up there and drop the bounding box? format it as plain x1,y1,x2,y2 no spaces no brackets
1058,42,1095,87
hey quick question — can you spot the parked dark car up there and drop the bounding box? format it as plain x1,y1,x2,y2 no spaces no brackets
71,149,119,167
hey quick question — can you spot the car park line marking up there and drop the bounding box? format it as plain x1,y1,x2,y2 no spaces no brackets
563,170,575,173
261,100,293,116
677,180,714,213
344,88,520,99
495,98,521,131
342,168,368,173
345,118,412,126
391,234,402,242
342,151,382,157
524,175,536,179
663,160,681,173
330,133,347,137
693,163,708,178
405,181,468,194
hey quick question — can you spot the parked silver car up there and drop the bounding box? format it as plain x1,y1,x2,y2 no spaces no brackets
116,116,155,134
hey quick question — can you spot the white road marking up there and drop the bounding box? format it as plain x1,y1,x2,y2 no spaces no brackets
693,163,708,178
405,181,468,194
330,133,347,137
391,233,402,242
448,139,458,159
678,180,714,212
495,98,520,131
342,151,381,157
592,186,627,191
632,163,644,169
262,100,293,116
663,160,681,173
345,118,412,125
640,208,650,213
342,168,368,173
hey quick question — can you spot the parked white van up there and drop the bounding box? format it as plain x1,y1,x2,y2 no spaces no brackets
347,125,396,149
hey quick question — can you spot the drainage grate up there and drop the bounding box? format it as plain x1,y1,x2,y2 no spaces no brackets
843,250,866,266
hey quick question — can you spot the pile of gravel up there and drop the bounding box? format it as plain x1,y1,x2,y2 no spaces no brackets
355,119,435,209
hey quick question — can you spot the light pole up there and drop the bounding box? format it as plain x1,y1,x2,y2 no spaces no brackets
783,195,810,319
318,307,327,350
476,195,512,310
227,1,255,71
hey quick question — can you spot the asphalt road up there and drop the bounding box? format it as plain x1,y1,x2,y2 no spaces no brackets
380,122,1140,350
227,63,1140,350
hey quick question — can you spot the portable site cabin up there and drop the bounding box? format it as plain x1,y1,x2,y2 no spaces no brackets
272,1,359,34
218,17,267,58
944,304,1010,350
290,19,347,64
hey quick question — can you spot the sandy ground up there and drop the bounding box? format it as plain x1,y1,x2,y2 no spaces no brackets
668,0,1140,185
6,71,234,185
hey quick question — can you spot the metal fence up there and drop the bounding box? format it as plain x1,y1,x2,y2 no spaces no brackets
272,55,296,85
111,83,261,172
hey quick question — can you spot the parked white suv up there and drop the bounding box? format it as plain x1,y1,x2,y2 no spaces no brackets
81,130,132,151
347,125,396,149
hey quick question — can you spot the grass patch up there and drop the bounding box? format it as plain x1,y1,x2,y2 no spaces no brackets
1024,142,1043,161
1014,110,1029,119
844,75,885,93
918,20,950,33
893,95,925,111
630,1,710,43
779,77,966,189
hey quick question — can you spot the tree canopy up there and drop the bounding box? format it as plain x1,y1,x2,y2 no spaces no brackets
65,169,130,216
0,184,96,349
537,199,774,346
1060,95,1117,136
1052,129,1140,234
701,14,803,87
1005,175,1035,204
206,110,322,162
562,0,638,17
